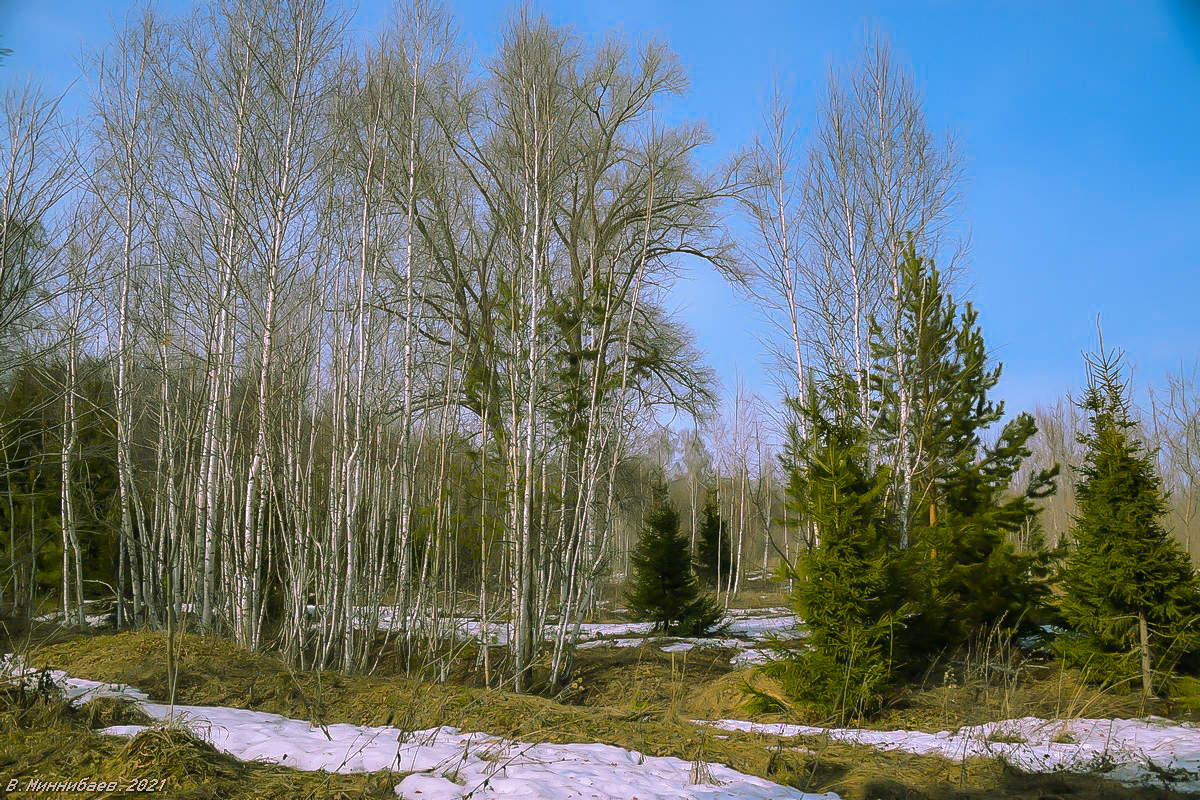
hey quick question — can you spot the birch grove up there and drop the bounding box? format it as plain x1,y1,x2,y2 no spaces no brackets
0,0,761,692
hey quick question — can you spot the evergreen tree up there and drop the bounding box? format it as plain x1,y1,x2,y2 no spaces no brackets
1058,346,1200,695
694,497,733,587
0,360,119,613
871,244,1056,656
626,487,723,636
763,379,906,719
757,246,1057,718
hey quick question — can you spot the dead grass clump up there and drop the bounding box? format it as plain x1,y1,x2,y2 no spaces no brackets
791,736,1006,799
117,726,237,783
0,682,76,734
556,643,733,714
80,695,152,728
33,632,287,708
879,660,1155,733
685,668,758,719
113,724,407,799
685,666,813,722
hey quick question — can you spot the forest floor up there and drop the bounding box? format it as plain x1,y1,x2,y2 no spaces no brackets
2,602,1199,799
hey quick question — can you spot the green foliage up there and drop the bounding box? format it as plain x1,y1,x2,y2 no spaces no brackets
0,360,120,608
767,380,905,718
902,410,1059,655
761,244,1059,719
625,486,723,636
871,244,1056,657
693,497,733,587
1057,348,1200,689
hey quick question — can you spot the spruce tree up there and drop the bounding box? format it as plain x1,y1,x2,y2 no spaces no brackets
764,379,905,719
1058,346,1200,695
694,497,733,587
626,490,724,636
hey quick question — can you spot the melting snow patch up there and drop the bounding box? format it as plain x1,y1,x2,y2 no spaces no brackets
100,713,839,800
724,615,800,638
572,621,658,639
575,637,648,650
700,716,1200,791
3,654,836,800
730,649,773,667
2,655,149,705
659,638,747,653
547,610,803,660
32,603,112,629
340,607,805,664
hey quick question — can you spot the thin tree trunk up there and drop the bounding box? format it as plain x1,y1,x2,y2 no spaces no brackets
1138,612,1154,698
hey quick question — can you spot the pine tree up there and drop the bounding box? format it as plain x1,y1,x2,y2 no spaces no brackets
1058,346,1200,695
694,497,733,587
871,244,1056,656
626,490,724,636
908,410,1058,653
763,379,906,719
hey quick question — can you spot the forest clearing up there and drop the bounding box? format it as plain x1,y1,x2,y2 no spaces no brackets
2,0,1200,797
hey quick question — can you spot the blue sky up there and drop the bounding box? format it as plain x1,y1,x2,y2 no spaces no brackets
3,0,1198,420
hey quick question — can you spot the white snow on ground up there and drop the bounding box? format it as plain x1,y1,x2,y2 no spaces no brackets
702,716,1200,792
724,614,801,638
659,638,746,652
572,621,658,639
32,611,109,627
575,637,649,650
30,602,797,665
1,655,150,705
364,609,804,663
579,637,749,653
360,609,662,646
729,649,772,667
104,712,836,800
2,654,835,800
32,601,113,629
563,609,802,660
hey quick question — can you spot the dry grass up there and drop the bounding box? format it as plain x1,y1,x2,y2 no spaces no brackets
729,620,1173,734
561,641,737,711
874,660,1155,734
0,678,402,800
861,625,1165,736
6,627,1194,799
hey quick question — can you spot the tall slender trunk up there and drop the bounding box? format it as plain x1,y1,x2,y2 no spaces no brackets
1138,612,1154,698
60,326,82,626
